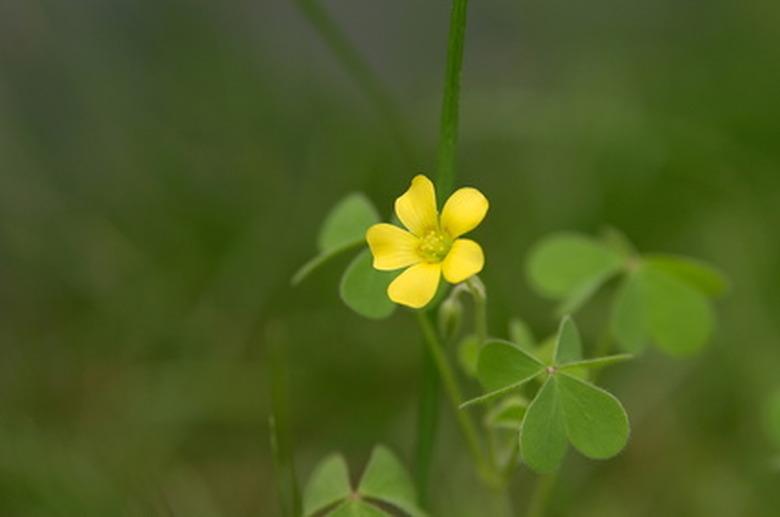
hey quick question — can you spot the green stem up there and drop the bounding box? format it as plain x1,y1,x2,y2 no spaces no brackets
294,0,414,165
436,0,470,202
267,324,301,517
526,473,556,517
415,311,494,483
414,342,440,506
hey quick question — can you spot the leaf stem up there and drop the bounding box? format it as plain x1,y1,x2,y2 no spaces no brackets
415,311,495,484
436,0,470,202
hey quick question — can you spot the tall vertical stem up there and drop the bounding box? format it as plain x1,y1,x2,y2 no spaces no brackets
267,324,301,517
414,341,439,506
436,0,470,202
416,312,492,481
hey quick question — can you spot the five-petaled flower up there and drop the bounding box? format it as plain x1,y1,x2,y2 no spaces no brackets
366,175,489,308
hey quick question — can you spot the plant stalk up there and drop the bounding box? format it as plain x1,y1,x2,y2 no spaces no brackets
415,311,496,484
414,341,440,506
436,0,470,202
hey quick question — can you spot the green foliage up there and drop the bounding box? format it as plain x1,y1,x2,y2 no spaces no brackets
508,318,536,355
643,254,728,298
329,500,389,517
638,266,714,356
611,266,714,356
293,193,379,285
459,341,544,408
484,396,528,430
527,231,727,356
468,318,631,472
303,446,425,517
526,233,623,314
303,454,352,516
358,446,426,517
340,251,396,319
457,334,480,378
319,194,380,251
556,374,629,459
611,273,648,353
554,316,582,364
520,377,568,473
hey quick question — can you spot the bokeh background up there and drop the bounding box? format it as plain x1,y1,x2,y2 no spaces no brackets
2,0,779,515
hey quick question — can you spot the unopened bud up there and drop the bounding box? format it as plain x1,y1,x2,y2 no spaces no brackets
438,296,463,341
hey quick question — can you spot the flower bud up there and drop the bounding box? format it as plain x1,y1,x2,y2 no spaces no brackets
437,296,463,341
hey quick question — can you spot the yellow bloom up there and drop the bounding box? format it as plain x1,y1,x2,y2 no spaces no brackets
366,175,489,308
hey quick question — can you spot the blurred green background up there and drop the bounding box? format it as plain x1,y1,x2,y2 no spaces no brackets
1,0,779,515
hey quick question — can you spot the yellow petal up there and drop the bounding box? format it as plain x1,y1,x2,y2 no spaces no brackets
440,187,489,238
387,262,441,309
366,223,421,270
394,175,438,237
442,239,484,284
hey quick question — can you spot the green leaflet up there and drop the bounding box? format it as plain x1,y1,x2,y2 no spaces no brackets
642,267,714,356
358,446,426,517
340,250,396,319
643,254,728,298
303,454,352,516
477,341,545,393
519,374,629,472
329,500,389,517
526,233,623,307
554,316,582,364
558,354,634,371
508,317,537,355
457,334,481,378
460,341,544,408
520,377,568,473
303,446,425,517
319,193,380,251
484,396,528,430
557,373,629,459
611,266,714,356
293,193,379,285
611,272,648,353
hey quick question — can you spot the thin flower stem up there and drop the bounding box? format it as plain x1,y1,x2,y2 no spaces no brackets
294,0,414,165
436,0,470,202
267,324,301,517
414,344,439,506
415,311,494,483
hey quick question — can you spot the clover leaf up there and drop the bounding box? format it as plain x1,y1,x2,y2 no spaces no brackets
526,231,727,356
611,264,714,356
340,250,396,319
303,445,426,517
462,317,631,473
292,193,379,285
527,233,624,314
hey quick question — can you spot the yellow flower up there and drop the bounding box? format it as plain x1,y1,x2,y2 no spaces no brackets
366,175,489,309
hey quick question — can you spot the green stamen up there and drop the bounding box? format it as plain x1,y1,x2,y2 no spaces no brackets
418,230,453,262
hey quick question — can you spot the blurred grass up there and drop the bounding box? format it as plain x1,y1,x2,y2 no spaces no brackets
1,0,779,515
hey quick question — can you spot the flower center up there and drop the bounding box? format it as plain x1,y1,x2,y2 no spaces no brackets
418,229,452,263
